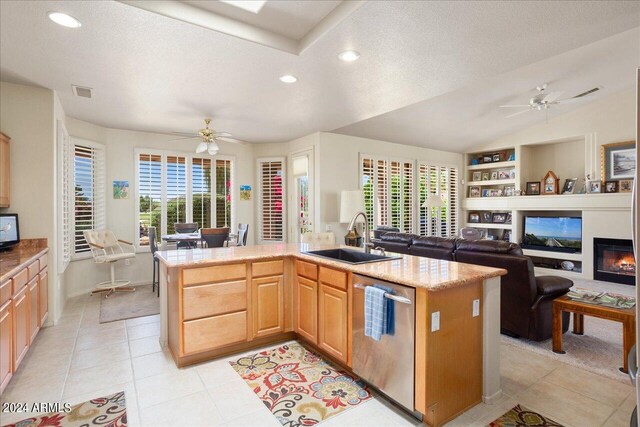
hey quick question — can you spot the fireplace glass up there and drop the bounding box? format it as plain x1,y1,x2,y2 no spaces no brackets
593,238,636,285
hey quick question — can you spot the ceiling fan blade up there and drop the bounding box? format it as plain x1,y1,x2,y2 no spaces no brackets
213,132,232,137
505,109,531,118
500,104,531,108
216,136,244,144
542,91,563,103
169,136,201,141
170,131,199,137
570,87,600,99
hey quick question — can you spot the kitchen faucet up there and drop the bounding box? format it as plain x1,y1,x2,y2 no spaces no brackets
347,211,374,254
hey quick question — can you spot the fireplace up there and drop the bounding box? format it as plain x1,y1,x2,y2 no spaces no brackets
593,238,636,285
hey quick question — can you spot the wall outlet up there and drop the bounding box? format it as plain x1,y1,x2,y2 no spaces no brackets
325,224,332,232
472,299,480,317
431,311,440,332
125,259,131,266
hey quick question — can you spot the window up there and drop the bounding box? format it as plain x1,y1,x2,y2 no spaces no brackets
136,150,235,247
57,122,71,270
257,158,286,243
418,162,459,237
72,141,106,254
360,154,458,237
360,155,414,234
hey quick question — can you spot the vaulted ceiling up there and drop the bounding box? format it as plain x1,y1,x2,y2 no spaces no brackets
1,0,638,151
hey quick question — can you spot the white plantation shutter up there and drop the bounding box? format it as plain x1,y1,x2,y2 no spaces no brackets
214,158,233,228
258,158,286,243
418,162,458,237
138,153,163,246
192,157,212,229
361,157,375,233
390,161,402,230
58,123,72,270
402,161,414,233
166,155,187,234
72,142,105,254
376,159,389,227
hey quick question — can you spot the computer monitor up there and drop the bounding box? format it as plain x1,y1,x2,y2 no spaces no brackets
0,214,20,251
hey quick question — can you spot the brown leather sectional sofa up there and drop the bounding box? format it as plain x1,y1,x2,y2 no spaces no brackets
371,232,573,341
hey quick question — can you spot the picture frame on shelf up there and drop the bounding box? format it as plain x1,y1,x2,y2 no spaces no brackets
468,212,481,223
505,213,512,224
492,213,507,223
604,181,618,193
492,153,501,162
481,212,492,223
482,155,493,163
601,141,636,181
472,171,482,182
482,172,490,181
469,186,481,197
503,230,512,242
503,186,515,197
619,179,633,193
542,170,559,195
561,178,578,194
526,181,540,195
509,169,516,179
587,180,602,193
490,171,498,180
498,170,510,180
482,189,490,197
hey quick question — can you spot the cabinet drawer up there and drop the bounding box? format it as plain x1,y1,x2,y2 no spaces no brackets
182,263,246,286
11,269,27,296
27,261,39,281
252,260,284,278
183,280,247,321
183,311,247,355
319,266,347,291
38,254,48,271
0,279,11,307
296,260,318,280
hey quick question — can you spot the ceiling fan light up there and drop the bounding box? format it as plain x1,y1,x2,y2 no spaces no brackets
195,141,208,153
207,141,220,155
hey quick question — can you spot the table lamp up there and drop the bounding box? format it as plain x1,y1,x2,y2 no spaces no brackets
339,190,365,246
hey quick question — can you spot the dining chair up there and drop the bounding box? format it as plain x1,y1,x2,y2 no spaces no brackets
201,228,230,248
236,223,249,246
174,222,198,249
148,226,160,297
83,230,136,298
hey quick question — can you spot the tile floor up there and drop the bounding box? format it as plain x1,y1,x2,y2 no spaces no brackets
0,292,636,427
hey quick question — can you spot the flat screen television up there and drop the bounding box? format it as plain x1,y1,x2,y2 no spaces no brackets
522,216,582,253
0,213,20,251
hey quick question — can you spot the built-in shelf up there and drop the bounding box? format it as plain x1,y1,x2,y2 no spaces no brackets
522,248,583,261
462,193,632,211
464,223,512,230
467,179,516,186
534,266,583,279
467,160,516,171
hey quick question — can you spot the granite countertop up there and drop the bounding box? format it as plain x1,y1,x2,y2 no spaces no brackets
0,239,49,283
155,243,506,291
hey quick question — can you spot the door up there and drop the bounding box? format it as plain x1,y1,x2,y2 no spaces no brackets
13,285,29,369
0,301,12,392
28,277,39,342
295,276,317,343
252,276,284,338
318,284,348,363
290,149,314,242
39,269,48,326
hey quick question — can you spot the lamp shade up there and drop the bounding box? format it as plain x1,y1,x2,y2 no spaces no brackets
422,193,445,208
339,190,365,223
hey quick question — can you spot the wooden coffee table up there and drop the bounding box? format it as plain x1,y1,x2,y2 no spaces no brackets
552,295,635,373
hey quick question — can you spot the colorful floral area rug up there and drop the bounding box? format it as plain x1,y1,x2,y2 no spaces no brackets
230,342,372,426
489,404,564,427
3,392,126,427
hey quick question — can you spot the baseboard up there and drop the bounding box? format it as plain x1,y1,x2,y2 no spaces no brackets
483,389,503,404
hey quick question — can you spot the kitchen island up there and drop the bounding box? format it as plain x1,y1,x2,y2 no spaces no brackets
155,243,505,427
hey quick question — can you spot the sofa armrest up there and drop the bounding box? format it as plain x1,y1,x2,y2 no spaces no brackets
536,275,573,296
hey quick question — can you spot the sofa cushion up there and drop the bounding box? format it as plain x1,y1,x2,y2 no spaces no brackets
411,236,458,250
380,232,416,244
373,226,400,239
536,276,573,296
456,239,523,255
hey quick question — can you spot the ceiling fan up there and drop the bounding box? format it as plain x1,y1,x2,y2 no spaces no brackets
500,84,601,118
170,118,242,155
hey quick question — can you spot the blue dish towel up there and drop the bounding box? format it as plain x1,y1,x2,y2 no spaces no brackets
364,285,395,341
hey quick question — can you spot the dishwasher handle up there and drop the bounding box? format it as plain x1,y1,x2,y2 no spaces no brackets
353,283,412,305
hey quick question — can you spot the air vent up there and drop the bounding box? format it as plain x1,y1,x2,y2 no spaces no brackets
72,85,92,98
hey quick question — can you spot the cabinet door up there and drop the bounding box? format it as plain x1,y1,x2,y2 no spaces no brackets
28,278,39,342
295,276,317,344
0,302,12,393
39,269,48,326
13,286,29,370
252,276,284,338
318,284,348,363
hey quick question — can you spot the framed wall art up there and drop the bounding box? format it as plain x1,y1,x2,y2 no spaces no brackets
601,141,636,181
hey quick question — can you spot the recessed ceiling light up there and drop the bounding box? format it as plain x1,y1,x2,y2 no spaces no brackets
220,1,267,14
279,75,297,83
48,12,82,28
338,51,361,62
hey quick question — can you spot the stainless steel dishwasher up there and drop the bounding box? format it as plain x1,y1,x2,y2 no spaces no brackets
352,274,416,413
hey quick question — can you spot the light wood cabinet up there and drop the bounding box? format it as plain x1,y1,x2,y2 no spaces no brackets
0,133,10,208
28,277,39,342
318,284,348,363
183,311,247,355
252,275,284,338
295,276,317,343
39,268,48,326
0,301,12,393
183,280,247,321
13,285,29,370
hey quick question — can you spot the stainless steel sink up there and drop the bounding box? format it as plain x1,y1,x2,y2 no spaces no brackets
303,248,401,265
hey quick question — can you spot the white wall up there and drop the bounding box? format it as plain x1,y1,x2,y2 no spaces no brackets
0,82,62,323
316,132,464,239
63,117,256,298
